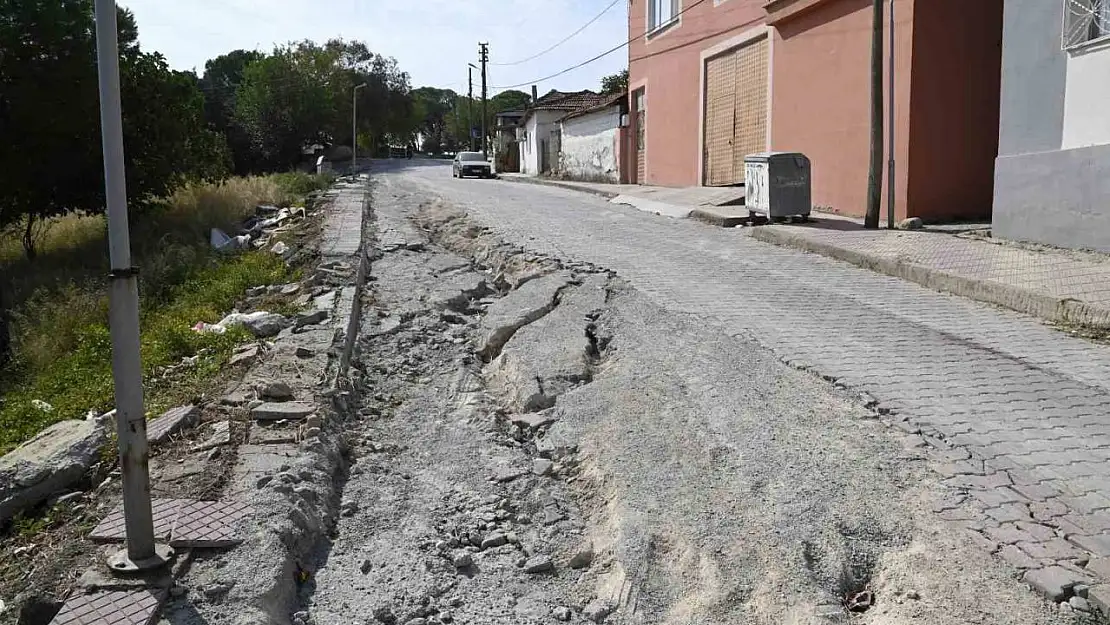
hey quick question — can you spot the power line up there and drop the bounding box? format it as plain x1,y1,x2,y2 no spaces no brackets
491,0,711,91
491,0,622,67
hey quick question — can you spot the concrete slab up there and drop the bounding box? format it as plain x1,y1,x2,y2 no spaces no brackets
170,499,252,548
611,195,691,219
689,206,749,228
251,402,315,421
48,588,165,625
475,271,571,359
89,498,189,543
146,406,199,444
1,419,108,523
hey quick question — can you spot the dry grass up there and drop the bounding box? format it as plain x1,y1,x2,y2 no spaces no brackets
0,172,332,454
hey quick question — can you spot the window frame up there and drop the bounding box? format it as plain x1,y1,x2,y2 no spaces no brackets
1063,0,1110,50
647,0,680,36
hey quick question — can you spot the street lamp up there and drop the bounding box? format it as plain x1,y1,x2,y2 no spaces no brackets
352,82,367,174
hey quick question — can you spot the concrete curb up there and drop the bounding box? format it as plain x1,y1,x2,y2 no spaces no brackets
749,226,1110,329
689,208,746,228
499,175,620,199
338,180,371,377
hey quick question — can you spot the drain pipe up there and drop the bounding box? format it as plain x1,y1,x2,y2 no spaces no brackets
887,0,896,229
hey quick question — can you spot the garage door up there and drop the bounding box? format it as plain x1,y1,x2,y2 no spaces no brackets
703,36,769,186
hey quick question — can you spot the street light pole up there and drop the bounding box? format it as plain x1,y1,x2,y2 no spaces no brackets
352,82,367,174
93,0,172,572
468,64,477,152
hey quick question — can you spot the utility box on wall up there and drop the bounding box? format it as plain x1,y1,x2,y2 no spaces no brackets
744,152,811,218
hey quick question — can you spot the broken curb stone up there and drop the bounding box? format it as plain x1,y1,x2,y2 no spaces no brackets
0,419,107,523
251,401,315,421
532,458,554,477
260,382,295,401
480,532,508,549
243,313,290,338
583,600,614,623
147,405,200,444
523,554,554,574
296,309,329,328
1023,566,1088,602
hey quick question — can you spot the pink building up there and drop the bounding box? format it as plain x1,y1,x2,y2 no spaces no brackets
628,0,1003,221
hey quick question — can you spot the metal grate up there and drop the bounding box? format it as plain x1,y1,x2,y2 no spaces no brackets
1064,0,1110,49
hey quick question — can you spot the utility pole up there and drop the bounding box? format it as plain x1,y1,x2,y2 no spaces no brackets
864,0,884,229
93,0,171,572
352,82,367,173
887,0,896,229
467,65,476,151
479,42,489,159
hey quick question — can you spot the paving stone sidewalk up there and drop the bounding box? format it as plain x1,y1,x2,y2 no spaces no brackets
751,223,1110,329
391,162,1110,608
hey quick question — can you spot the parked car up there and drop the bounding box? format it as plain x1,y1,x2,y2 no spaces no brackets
452,152,492,178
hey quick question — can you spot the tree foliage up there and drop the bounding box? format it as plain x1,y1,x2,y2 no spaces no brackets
200,50,265,174
601,69,629,95
0,0,228,257
233,39,412,169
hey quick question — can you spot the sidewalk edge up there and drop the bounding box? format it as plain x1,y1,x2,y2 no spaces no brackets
749,226,1110,329
499,175,620,199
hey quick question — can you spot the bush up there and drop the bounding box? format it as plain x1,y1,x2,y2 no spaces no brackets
0,173,315,454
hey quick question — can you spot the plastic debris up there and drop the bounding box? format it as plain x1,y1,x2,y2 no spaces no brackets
31,399,53,413
846,590,874,613
210,228,250,252
271,241,289,256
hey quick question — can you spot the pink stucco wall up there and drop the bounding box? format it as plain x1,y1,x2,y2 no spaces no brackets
628,0,769,187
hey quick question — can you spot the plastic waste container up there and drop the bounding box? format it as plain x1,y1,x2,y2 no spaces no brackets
744,152,811,218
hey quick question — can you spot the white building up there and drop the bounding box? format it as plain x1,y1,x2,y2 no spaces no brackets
518,91,607,176
558,93,627,183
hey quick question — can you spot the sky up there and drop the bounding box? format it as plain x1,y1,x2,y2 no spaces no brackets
119,0,629,97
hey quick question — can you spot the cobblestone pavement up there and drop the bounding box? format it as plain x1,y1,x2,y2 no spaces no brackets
378,160,1110,605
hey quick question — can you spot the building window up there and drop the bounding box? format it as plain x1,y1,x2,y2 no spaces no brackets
648,0,679,33
1064,0,1110,48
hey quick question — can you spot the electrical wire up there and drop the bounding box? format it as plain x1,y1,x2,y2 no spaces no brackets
491,0,622,67
490,0,711,90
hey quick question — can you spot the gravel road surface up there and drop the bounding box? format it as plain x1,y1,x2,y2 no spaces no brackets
291,173,1082,625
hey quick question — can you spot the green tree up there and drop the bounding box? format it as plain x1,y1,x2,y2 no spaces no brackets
600,69,629,95
200,50,265,174
233,39,411,169
0,0,228,258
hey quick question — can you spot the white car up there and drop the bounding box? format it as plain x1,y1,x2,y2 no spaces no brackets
453,152,493,178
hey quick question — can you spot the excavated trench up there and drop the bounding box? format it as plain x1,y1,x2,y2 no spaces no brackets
292,192,1077,625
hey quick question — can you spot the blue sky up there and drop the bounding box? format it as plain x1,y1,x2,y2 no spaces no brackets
119,0,629,97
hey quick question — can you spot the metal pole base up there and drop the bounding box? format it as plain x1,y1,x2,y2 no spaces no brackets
107,544,175,574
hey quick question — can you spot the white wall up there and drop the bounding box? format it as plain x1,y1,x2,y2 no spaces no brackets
559,107,621,182
520,110,564,176
1062,42,1110,149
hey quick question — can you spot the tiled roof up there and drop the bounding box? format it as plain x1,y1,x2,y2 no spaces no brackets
531,90,605,111
561,91,627,122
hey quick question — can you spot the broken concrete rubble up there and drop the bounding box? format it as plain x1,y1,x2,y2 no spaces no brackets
251,401,315,421
473,271,572,360
0,419,107,523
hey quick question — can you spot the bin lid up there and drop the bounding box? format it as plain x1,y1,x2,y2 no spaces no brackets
744,151,809,164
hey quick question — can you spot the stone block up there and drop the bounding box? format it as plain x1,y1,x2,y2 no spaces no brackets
251,402,315,421
1023,566,1089,602
147,405,200,444
0,420,107,523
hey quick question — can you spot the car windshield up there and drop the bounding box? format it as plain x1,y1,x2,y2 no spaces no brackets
459,153,486,162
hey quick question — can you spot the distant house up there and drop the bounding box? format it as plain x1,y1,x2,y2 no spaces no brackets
557,92,629,183
519,90,607,176
493,110,525,173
